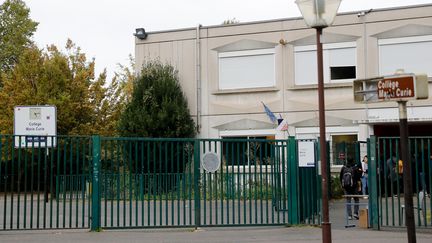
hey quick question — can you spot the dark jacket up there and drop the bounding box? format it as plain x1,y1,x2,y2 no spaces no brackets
340,163,363,191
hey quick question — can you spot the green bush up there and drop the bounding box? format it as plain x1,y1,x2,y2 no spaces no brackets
330,175,344,199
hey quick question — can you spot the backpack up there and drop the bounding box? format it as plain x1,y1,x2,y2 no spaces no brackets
342,166,354,189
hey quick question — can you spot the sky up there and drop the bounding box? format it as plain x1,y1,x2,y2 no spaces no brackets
14,0,432,80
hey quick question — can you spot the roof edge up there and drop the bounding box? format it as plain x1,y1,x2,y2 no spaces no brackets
143,3,432,35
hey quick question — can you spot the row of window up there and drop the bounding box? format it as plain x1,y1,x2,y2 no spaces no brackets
221,135,358,166
218,36,432,90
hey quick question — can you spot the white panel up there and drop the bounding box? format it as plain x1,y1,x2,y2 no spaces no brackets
219,48,274,58
294,43,356,85
379,41,432,76
378,35,432,45
219,53,275,90
219,129,275,137
329,47,356,66
295,126,359,134
367,107,432,122
294,50,317,85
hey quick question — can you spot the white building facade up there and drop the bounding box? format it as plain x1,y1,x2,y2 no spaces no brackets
135,4,432,167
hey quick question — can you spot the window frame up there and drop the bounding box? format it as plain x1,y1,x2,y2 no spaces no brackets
218,48,276,90
221,135,276,166
294,42,357,86
378,35,432,77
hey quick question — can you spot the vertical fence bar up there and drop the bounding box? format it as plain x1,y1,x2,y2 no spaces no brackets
116,140,120,227
164,142,168,227
36,140,42,229
91,135,101,231
158,142,162,226
287,137,299,224
128,141,132,227
42,146,47,228
428,139,432,227
135,141,139,227
81,138,87,228
49,137,54,229
202,141,207,226
194,139,201,228
220,141,224,225
24,137,28,229
10,137,15,229
1,137,6,229
68,139,73,228
368,136,379,230
243,141,247,225
16,137,21,229
237,142,241,225
55,139,60,228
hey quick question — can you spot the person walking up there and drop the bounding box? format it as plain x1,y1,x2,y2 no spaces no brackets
340,157,363,219
361,155,368,195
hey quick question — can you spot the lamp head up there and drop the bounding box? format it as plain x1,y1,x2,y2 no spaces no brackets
295,0,342,28
134,28,148,40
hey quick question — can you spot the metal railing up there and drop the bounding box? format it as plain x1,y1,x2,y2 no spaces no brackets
0,135,321,230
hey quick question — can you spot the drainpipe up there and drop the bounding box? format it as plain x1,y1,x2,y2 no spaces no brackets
195,24,202,135
358,9,372,138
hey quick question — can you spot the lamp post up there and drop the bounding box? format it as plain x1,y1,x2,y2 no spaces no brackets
295,1,341,243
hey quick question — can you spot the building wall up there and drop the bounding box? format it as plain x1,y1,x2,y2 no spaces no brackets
135,4,432,166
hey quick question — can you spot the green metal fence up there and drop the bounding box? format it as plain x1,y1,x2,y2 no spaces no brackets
0,135,322,230
0,135,92,230
368,136,432,229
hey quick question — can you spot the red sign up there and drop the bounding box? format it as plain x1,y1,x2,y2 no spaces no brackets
377,76,415,100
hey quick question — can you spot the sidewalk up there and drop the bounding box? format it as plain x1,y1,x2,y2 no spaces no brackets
0,226,431,243
0,200,430,243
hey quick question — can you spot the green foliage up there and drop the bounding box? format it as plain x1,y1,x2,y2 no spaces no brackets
119,61,196,138
96,56,135,136
0,40,114,135
330,175,344,199
0,0,38,77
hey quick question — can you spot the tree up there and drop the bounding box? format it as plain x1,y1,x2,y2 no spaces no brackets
0,40,108,135
91,57,135,136
119,61,196,138
0,0,38,79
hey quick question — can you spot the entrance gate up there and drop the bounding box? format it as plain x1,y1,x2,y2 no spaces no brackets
0,135,321,230
0,135,92,230
368,136,432,229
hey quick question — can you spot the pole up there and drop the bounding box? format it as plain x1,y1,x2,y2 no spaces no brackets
316,27,331,243
91,135,101,231
398,101,416,243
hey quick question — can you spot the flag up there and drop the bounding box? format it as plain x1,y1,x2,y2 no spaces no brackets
261,102,277,123
276,119,289,131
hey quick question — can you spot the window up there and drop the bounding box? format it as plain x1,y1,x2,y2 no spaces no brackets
379,35,432,77
331,66,356,80
218,49,275,90
331,134,358,166
294,42,357,85
222,136,275,166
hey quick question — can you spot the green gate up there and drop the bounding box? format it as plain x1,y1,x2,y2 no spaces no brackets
368,136,432,229
0,135,92,230
0,135,321,230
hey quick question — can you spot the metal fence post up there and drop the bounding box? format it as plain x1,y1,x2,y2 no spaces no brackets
194,139,201,228
368,136,379,230
287,136,299,224
91,135,101,231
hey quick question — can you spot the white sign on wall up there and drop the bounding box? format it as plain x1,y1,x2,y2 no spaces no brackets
298,141,315,167
14,106,57,148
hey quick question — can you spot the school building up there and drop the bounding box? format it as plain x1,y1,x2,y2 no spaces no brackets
134,4,432,169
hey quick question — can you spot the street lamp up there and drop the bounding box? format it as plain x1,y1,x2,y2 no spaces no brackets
295,1,341,243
